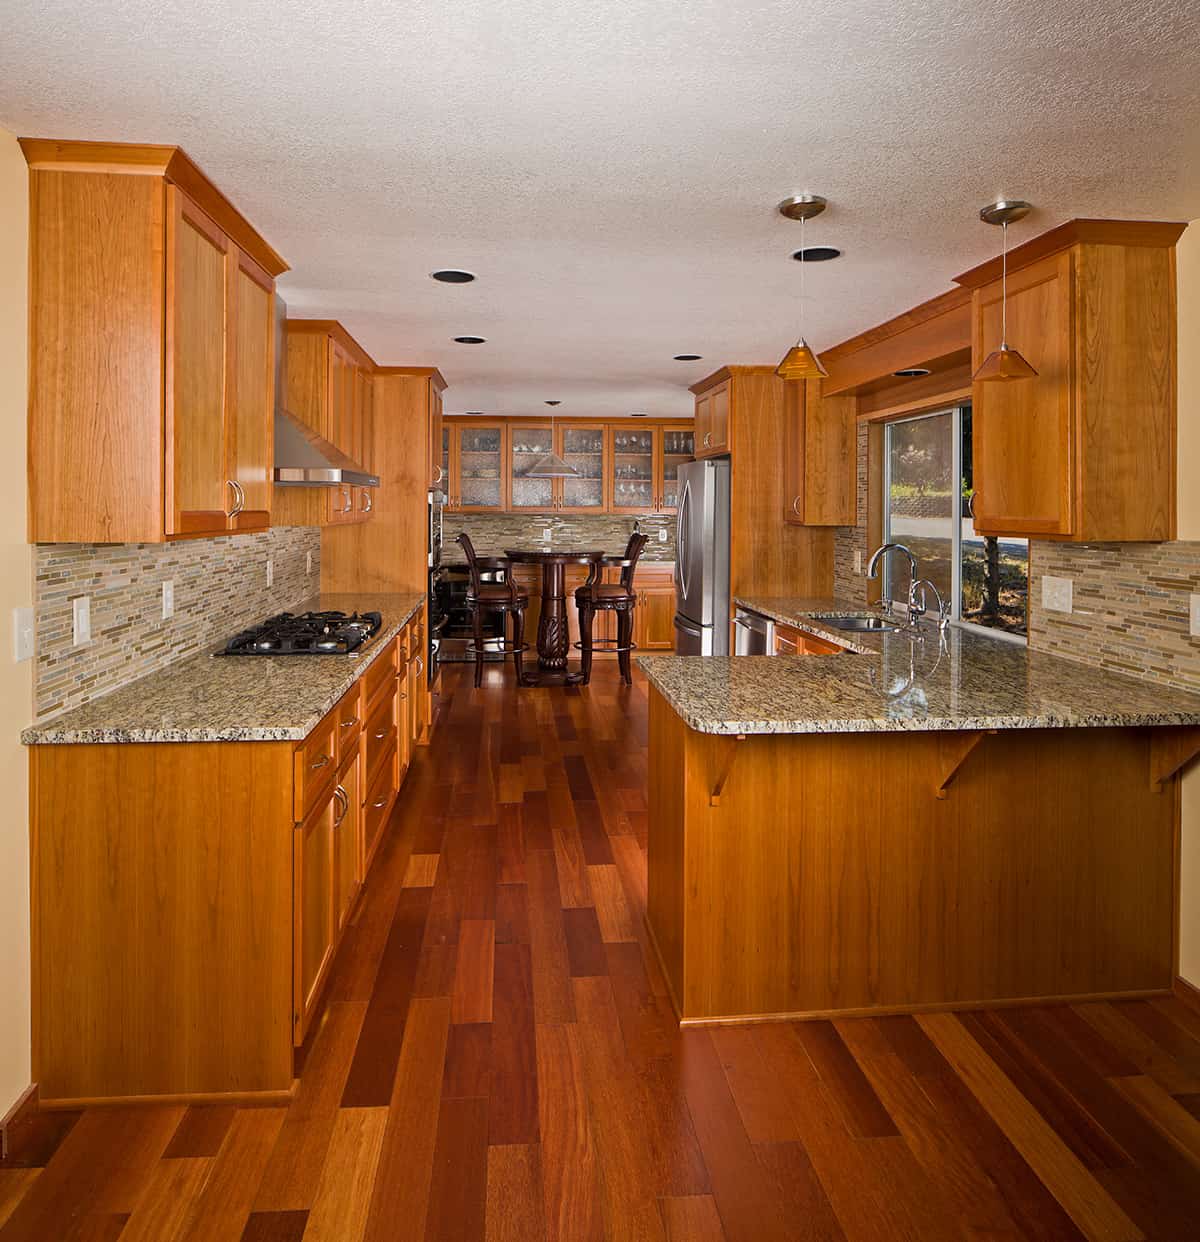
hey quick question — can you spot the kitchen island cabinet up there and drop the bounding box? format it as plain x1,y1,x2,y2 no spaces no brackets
640,612,1200,1025
25,593,427,1105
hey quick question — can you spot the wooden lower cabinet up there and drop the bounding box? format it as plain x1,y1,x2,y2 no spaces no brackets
634,567,675,652
773,622,845,656
29,622,427,1105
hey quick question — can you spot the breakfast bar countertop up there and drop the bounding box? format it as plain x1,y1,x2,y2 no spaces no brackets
21,592,425,745
637,595,1200,736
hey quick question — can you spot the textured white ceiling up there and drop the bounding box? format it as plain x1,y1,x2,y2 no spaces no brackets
2,1,1199,417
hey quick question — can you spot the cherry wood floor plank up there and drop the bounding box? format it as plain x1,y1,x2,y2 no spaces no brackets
485,1143,546,1242
574,801,615,865
658,1194,727,1242
238,1210,308,1242
588,865,637,943
0,1108,80,1169
792,1020,899,1139
636,1059,712,1198
535,1022,603,1242
552,825,594,909
362,996,453,1242
1109,1001,1200,1080
526,850,576,1024
118,1155,212,1242
521,790,553,852
424,1096,489,1242
490,943,539,1146
453,919,497,1024
164,1105,237,1158
0,1171,40,1231
1074,1003,1200,1099
1110,1075,1200,1169
497,806,527,884
302,1107,388,1242
751,1143,846,1242
710,1026,800,1145
495,882,531,946
444,1023,493,1101
564,907,608,978
413,942,458,998
918,1012,1144,1242
403,853,441,888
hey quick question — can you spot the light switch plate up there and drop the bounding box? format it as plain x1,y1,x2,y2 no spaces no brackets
161,579,174,620
659,527,668,542
12,606,33,663
854,549,863,574
306,551,313,576
266,558,274,588
1042,574,1073,614
72,595,91,646
542,527,552,542
1190,593,1200,637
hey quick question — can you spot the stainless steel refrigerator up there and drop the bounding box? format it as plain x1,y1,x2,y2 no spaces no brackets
673,456,731,655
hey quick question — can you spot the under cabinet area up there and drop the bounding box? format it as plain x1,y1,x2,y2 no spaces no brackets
30,608,429,1104
24,140,286,544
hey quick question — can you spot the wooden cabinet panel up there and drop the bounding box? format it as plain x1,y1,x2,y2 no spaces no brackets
229,254,274,531
334,757,361,933
364,682,398,785
510,425,556,510
429,384,444,490
363,743,398,872
611,426,656,512
294,715,338,822
972,252,1075,537
635,571,676,651
773,622,845,655
294,791,336,1043
165,189,233,537
658,424,695,512
335,684,363,766
693,378,730,458
783,380,857,527
452,421,507,511
558,424,608,512
396,655,412,784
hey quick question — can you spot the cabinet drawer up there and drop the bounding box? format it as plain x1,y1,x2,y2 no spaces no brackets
334,684,362,765
294,715,338,822
363,743,398,867
364,683,398,784
363,638,398,710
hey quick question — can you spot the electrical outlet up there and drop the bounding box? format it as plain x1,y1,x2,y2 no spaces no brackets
1041,574,1073,614
854,549,863,574
266,558,274,588
542,527,552,542
12,606,33,663
659,527,668,543
72,595,91,646
161,579,174,620
306,551,313,576
1190,593,1200,638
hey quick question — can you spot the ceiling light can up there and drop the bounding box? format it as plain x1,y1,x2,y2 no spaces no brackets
430,269,476,283
454,336,486,344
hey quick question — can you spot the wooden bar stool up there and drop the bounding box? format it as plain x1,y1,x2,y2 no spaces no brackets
573,532,649,686
456,533,530,687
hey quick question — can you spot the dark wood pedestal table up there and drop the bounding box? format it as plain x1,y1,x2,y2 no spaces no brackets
505,549,604,685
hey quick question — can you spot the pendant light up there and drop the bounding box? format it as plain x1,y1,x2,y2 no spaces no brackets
973,200,1038,382
776,194,829,381
525,401,580,478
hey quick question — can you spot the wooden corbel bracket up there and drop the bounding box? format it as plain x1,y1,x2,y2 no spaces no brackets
710,734,747,806
934,730,992,799
1149,726,1200,793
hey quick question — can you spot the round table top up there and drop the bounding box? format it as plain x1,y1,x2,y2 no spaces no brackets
504,548,606,565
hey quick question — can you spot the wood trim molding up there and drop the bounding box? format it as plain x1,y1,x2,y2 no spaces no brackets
689,364,777,396
375,366,448,391
1173,975,1200,1020
286,319,377,371
857,382,974,424
1149,727,1200,792
19,138,289,277
0,1083,39,1162
443,413,694,427
935,731,989,798
820,286,972,366
953,218,1187,289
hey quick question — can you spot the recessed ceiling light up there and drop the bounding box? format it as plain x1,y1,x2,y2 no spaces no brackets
544,400,562,406
629,412,648,418
454,336,486,344
465,410,484,415
431,269,476,283
893,367,932,377
792,247,842,262
673,354,702,361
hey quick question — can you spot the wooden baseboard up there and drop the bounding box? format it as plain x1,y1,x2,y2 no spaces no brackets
1173,975,1200,1018
0,1084,39,1162
35,1084,296,1112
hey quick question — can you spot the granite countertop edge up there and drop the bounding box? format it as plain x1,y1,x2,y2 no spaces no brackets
22,592,425,746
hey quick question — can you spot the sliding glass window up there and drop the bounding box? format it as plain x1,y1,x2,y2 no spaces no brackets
882,405,1029,639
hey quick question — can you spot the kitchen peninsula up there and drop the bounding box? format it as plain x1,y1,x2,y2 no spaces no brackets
640,604,1200,1026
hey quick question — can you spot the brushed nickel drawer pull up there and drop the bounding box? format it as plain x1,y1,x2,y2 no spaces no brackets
310,754,331,770
372,796,388,809
340,717,359,729
333,785,349,826
792,496,803,516
373,729,388,740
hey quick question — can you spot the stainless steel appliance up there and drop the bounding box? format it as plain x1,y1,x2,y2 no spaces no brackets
219,610,382,656
673,457,731,655
733,606,774,655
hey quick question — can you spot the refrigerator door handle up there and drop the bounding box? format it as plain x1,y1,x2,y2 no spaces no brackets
676,476,691,602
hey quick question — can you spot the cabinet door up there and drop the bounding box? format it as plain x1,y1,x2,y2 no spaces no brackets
227,252,274,532
783,380,857,527
441,426,453,508
165,188,234,537
429,385,444,490
328,341,356,456
694,392,711,456
558,424,608,512
610,426,655,512
327,482,354,525
636,581,676,650
333,759,361,932
293,791,336,1043
707,383,730,454
659,425,695,512
413,635,430,744
773,626,801,655
510,425,556,511
972,251,1075,537
455,423,506,511
395,652,412,782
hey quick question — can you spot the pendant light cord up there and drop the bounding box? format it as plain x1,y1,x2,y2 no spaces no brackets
799,213,806,344
1000,220,1008,349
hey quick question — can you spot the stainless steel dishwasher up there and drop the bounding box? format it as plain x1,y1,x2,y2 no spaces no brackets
732,607,775,655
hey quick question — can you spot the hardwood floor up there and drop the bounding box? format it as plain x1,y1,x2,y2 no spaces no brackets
3,661,1200,1241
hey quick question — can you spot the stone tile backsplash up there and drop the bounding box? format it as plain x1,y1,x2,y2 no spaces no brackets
442,511,676,563
34,526,321,719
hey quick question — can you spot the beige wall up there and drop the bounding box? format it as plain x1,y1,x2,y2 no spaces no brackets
1178,221,1200,986
0,128,32,1114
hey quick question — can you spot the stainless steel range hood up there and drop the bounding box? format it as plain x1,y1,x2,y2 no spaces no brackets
273,296,379,488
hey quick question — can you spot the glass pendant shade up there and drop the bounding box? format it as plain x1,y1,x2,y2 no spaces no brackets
776,340,829,381
973,345,1038,382
524,451,579,478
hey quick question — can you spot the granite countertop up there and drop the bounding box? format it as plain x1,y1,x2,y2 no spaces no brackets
637,595,1200,735
22,593,425,745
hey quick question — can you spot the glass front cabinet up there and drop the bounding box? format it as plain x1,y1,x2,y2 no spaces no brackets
509,425,555,510
557,424,607,512
448,421,506,512
658,424,695,512
610,424,694,513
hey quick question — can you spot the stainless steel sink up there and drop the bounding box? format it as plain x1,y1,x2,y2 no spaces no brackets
808,614,901,633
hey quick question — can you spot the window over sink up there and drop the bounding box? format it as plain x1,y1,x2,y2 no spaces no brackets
882,405,1029,639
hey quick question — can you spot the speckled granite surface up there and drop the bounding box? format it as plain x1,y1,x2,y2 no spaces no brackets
22,593,425,745
638,596,1200,735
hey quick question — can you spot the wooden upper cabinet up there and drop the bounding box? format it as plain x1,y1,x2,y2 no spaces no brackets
958,222,1184,542
509,424,556,511
658,424,695,512
611,426,656,512
429,383,444,491
558,424,608,512
449,421,507,512
782,379,857,527
23,140,286,543
692,375,731,457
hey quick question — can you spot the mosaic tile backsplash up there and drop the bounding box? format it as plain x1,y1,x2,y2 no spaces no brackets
831,421,1200,694
440,511,676,563
35,526,321,719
